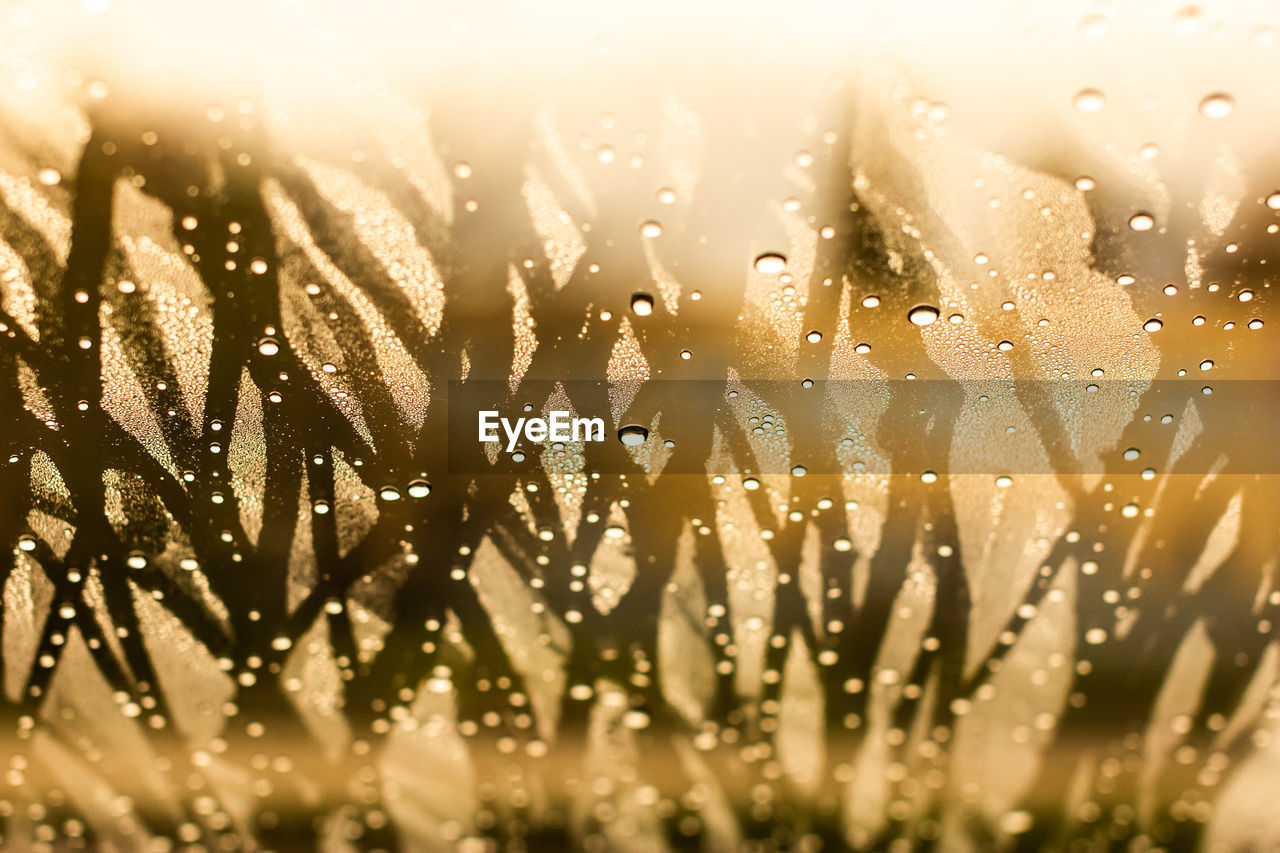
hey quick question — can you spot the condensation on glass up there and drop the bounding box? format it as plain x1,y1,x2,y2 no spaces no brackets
0,2,1278,851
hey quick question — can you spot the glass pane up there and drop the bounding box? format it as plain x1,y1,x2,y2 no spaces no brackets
0,2,1277,850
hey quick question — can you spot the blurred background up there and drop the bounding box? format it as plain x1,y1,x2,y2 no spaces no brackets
0,0,1278,850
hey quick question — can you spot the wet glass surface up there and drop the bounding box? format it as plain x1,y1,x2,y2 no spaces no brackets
1,2,1279,850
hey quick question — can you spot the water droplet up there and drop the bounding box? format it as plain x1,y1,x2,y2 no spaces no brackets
996,475,1013,488
407,480,432,498
17,536,36,552
1200,360,1213,371
126,553,147,569
1248,318,1264,330
801,378,814,388
258,338,280,356
1172,4,1203,32
680,349,692,360
754,253,787,274
639,220,662,238
1000,810,1035,835
791,465,807,477
37,167,61,186
743,477,760,491
630,293,654,316
1077,13,1108,37
603,525,625,539
908,305,940,326
313,501,330,515
1143,318,1163,332
1121,503,1140,518
1267,192,1280,210
1198,93,1235,118
379,487,401,501
656,187,676,204
618,425,649,446
1073,89,1106,113
997,340,1014,351
920,471,938,484
805,330,823,343
1239,289,1254,303
833,538,852,552
1128,213,1155,231
1075,175,1096,191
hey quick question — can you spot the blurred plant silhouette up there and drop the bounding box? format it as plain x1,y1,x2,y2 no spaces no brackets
1,72,1278,853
